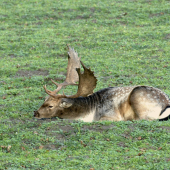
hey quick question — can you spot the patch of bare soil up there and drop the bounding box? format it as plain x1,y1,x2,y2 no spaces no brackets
44,77,64,83
75,15,91,19
58,54,66,58
34,22,43,25
165,34,170,39
35,119,117,150
117,142,128,148
15,69,49,77
44,71,66,83
149,12,164,18
0,81,6,85
2,118,170,151
35,118,116,133
81,124,116,133
159,126,170,132
0,105,4,108
8,54,18,58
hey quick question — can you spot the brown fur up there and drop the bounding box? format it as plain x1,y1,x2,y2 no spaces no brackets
34,86,170,122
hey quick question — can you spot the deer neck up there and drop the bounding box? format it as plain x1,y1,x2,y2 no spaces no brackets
61,88,111,122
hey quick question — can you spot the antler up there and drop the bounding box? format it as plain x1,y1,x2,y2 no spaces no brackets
43,45,81,98
67,61,97,98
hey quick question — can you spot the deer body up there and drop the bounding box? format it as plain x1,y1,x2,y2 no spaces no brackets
34,46,170,121
35,86,170,122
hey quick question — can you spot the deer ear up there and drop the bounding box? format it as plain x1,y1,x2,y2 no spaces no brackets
59,99,73,108
44,96,49,101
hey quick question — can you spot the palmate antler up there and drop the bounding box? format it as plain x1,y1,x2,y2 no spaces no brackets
44,45,97,98
68,61,97,98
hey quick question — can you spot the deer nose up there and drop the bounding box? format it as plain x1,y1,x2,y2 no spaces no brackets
34,111,39,117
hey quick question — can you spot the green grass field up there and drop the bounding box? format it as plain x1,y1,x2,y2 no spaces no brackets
0,0,170,169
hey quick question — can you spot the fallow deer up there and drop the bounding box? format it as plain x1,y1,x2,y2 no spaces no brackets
34,46,170,122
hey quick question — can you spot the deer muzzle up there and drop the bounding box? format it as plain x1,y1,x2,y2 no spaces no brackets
34,111,39,117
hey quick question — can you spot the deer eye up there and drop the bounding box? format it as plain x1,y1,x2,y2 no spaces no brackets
48,106,53,108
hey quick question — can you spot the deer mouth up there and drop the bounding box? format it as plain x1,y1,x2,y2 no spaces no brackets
34,111,40,117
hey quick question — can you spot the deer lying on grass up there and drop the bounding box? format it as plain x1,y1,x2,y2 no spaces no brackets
34,46,170,122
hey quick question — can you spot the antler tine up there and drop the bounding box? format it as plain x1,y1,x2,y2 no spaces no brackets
43,85,57,98
51,79,59,86
43,45,81,97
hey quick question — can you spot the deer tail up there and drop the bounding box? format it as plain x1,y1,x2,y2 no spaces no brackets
159,106,170,121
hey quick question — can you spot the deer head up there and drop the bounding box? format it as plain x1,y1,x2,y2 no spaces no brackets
34,46,97,119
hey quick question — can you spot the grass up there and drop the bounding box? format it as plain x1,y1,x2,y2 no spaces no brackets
0,0,170,169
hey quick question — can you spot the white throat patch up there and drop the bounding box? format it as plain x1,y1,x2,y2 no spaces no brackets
76,110,95,122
